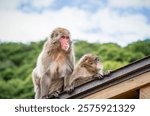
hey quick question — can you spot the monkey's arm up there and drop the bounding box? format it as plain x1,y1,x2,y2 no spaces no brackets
64,50,75,89
69,47,75,71
40,74,52,99
64,76,81,94
65,68,94,94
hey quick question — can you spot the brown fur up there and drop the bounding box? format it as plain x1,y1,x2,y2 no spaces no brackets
65,54,103,93
32,27,75,98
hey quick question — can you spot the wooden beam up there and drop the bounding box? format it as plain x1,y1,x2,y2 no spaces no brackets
140,84,150,99
111,90,139,99
84,71,150,99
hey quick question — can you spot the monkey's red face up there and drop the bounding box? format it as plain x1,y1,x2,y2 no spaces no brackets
96,62,103,70
94,57,103,70
59,35,70,51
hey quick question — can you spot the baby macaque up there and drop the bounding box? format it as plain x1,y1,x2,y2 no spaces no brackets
65,53,105,93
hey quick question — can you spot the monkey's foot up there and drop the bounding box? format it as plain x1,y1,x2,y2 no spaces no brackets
51,91,60,98
47,90,61,99
41,95,49,99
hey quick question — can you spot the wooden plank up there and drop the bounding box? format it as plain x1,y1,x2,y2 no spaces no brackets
140,84,150,99
111,90,139,99
84,71,150,99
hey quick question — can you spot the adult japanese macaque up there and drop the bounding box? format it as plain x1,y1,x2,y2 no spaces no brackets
65,54,105,93
32,27,75,99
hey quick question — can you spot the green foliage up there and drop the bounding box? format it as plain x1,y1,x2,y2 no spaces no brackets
126,40,150,56
0,39,150,98
103,61,128,71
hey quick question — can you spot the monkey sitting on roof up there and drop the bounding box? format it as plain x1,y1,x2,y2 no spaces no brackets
65,53,109,93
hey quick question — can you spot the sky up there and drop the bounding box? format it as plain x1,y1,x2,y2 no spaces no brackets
0,0,150,46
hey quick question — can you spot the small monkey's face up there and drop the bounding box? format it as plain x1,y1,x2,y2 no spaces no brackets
51,27,71,52
81,54,103,72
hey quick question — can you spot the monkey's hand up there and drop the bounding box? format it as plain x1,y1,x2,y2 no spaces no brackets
104,70,111,76
93,73,104,79
64,85,75,94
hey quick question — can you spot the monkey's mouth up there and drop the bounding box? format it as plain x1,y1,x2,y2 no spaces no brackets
97,63,103,69
62,44,69,51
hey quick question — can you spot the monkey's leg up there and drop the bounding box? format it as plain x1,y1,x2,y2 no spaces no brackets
40,74,51,99
47,79,63,98
34,85,41,99
32,69,41,99
64,77,79,94
64,76,70,90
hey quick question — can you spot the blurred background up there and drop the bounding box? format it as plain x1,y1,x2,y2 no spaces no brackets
0,0,150,98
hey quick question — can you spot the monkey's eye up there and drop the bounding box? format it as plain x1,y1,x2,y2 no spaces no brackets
66,36,70,39
95,57,99,61
61,35,70,40
61,35,65,39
